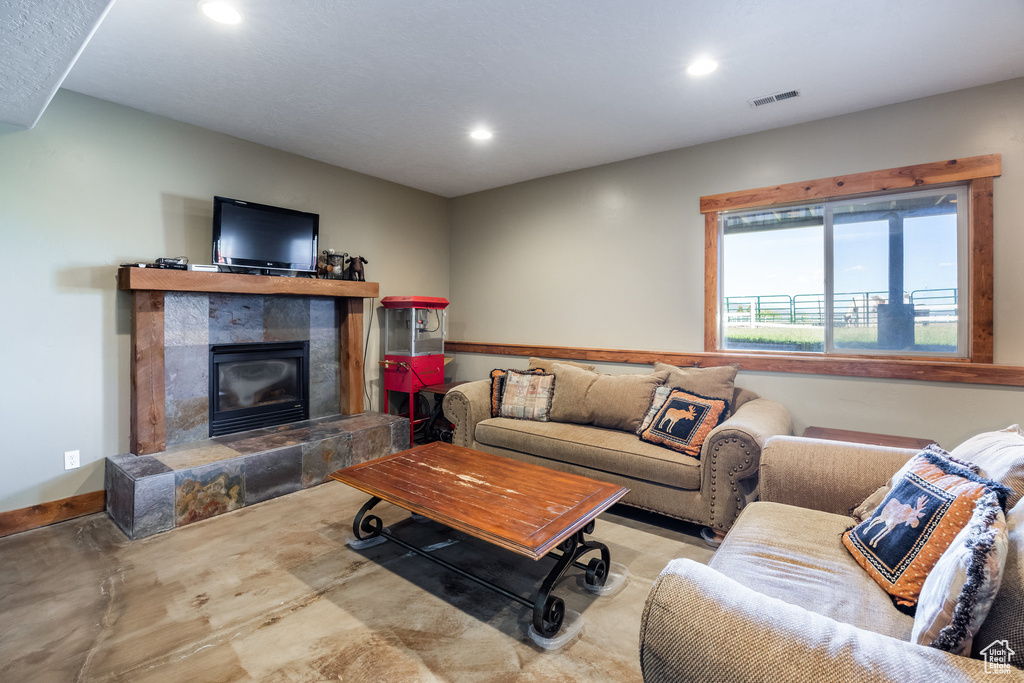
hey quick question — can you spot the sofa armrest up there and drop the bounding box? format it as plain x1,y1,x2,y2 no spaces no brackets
442,380,492,448
640,559,989,683
700,398,792,530
759,435,918,515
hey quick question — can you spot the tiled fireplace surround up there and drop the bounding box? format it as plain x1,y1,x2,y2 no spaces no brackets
106,275,409,539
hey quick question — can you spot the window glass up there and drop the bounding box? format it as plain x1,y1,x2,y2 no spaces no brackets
721,206,824,352
720,186,965,357
831,191,961,354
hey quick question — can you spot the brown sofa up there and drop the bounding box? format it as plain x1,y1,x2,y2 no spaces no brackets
442,363,792,533
640,436,1023,682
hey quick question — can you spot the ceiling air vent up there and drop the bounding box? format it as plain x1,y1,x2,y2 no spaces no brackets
748,89,801,108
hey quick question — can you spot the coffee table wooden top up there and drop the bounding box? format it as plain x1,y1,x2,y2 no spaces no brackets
329,442,629,560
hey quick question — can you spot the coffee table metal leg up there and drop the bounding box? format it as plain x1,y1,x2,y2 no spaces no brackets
349,497,610,639
351,496,534,608
533,523,610,638
352,496,384,541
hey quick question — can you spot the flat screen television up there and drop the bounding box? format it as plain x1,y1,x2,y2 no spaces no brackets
212,196,319,273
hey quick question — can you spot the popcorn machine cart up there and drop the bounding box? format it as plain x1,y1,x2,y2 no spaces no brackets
380,296,449,444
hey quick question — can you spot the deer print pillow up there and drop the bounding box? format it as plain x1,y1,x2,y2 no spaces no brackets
636,387,728,457
843,445,1012,610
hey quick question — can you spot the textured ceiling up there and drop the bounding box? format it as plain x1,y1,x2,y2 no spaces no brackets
0,0,113,128
24,1,1024,196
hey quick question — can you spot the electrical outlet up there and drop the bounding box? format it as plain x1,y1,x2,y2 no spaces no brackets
64,450,80,470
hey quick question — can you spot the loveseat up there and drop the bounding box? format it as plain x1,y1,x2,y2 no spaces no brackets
640,435,1024,682
442,359,792,533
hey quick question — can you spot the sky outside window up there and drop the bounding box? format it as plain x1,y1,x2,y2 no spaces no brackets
725,215,956,299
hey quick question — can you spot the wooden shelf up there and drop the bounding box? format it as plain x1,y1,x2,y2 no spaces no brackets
117,266,379,298
802,426,935,450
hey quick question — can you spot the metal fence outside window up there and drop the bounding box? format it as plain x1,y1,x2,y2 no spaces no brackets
724,288,958,327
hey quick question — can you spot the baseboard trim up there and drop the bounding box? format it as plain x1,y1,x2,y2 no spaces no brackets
0,490,106,539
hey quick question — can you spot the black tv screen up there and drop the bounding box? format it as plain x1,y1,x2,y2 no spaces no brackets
212,196,319,273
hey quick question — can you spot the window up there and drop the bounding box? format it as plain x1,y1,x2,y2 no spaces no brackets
701,155,999,364
720,186,967,356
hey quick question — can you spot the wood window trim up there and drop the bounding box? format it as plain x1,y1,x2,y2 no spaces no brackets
701,155,1000,376
443,341,1024,387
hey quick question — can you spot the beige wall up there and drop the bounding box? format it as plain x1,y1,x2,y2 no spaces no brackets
448,78,1024,448
0,90,449,514
4,80,1023,516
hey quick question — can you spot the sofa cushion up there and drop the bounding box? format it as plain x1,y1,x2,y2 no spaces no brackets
710,501,915,639
973,498,1023,668
655,362,739,417
474,417,701,490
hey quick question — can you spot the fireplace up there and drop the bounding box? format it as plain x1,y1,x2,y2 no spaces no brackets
209,341,310,436
119,269,376,454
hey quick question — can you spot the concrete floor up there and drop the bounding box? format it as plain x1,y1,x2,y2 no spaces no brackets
0,482,713,682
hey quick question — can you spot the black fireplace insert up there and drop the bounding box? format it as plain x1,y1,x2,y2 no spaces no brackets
209,341,310,436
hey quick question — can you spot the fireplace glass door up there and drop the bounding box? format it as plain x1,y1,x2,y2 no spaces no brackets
209,342,310,436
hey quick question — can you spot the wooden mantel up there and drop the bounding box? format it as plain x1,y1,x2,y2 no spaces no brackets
117,266,379,298
118,267,379,455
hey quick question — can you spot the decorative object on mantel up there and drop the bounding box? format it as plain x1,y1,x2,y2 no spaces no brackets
318,249,348,279
344,254,369,281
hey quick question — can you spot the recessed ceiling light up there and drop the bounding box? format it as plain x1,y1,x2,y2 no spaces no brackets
686,57,718,77
199,1,243,25
470,128,493,141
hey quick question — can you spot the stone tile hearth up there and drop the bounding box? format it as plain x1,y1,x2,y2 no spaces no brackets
106,411,410,539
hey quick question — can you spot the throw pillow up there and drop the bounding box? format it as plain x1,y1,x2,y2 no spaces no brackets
638,386,672,435
843,446,1012,609
731,386,760,413
497,369,555,421
528,357,596,373
912,490,1008,655
637,387,729,458
655,363,739,418
852,484,892,524
951,424,1024,509
973,498,1023,669
851,453,982,523
547,364,669,433
547,362,600,424
489,368,545,417
587,370,669,433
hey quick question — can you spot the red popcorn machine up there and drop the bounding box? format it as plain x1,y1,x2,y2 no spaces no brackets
380,296,449,443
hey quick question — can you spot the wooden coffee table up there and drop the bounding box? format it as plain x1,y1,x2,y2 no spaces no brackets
329,442,629,637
